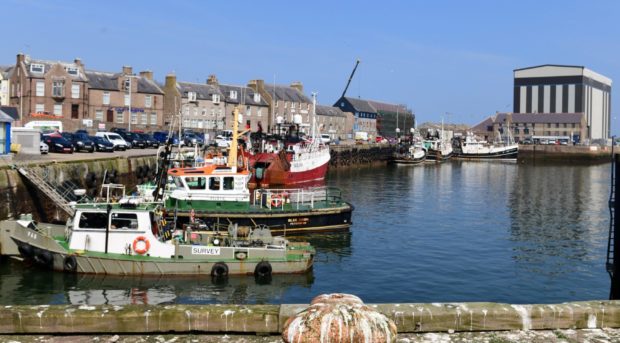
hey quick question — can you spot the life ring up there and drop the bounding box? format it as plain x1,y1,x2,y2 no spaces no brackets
211,262,229,278
63,255,78,272
271,194,283,207
132,236,150,255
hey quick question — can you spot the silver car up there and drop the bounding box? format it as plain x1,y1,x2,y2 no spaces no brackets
40,141,49,154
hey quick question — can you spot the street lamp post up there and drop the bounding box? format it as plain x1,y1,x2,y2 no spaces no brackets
124,76,135,131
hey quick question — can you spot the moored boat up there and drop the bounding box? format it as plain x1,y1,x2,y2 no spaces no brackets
424,138,453,162
9,207,315,277
391,144,427,164
452,132,518,160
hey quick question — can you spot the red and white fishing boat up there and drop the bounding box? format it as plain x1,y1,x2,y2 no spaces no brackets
248,94,330,188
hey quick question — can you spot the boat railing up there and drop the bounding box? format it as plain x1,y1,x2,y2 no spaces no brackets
253,186,343,210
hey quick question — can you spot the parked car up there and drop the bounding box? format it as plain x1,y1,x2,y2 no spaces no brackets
135,132,159,148
95,132,129,151
320,134,331,145
183,132,204,147
39,139,49,154
122,131,147,149
214,135,232,148
90,136,115,152
61,132,95,152
42,134,74,153
153,131,181,145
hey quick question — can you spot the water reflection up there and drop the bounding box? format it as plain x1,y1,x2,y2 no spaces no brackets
0,259,314,305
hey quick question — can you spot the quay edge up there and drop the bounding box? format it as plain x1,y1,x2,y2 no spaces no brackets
0,300,619,335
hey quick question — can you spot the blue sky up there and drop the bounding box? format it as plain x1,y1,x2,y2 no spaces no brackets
3,0,620,132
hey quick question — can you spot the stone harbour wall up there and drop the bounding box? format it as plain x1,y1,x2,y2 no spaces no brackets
0,301,619,335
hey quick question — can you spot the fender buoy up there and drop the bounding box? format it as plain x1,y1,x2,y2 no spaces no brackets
254,261,272,278
63,255,78,272
211,262,229,278
35,250,53,267
18,244,34,259
132,236,150,255
271,194,283,207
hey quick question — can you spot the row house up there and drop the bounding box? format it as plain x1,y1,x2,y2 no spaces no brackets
315,105,353,140
163,74,224,134
9,54,89,129
471,112,587,143
206,75,269,132
0,66,12,106
247,80,313,134
368,100,414,137
334,96,378,139
86,66,164,130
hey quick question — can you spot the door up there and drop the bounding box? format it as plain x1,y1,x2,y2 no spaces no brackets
106,109,114,122
71,104,79,119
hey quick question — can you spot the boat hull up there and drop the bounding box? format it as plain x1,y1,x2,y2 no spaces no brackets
453,147,518,160
390,156,426,165
252,161,329,188
426,150,453,162
9,222,314,276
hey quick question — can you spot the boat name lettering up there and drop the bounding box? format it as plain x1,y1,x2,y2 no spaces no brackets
288,217,309,226
191,246,221,255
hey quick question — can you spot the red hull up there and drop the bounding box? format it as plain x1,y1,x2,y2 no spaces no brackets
248,152,329,188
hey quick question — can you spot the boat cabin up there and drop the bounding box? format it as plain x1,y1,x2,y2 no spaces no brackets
167,165,251,203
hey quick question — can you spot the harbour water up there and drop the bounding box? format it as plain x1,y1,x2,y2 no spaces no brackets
0,161,612,305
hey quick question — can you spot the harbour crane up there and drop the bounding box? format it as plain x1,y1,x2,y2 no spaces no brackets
341,59,360,99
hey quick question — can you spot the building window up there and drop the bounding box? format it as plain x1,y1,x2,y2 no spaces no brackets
130,112,138,125
254,93,261,103
563,123,567,128
36,81,45,96
230,90,237,100
524,128,530,134
514,128,519,134
212,94,220,104
71,84,80,99
52,81,64,97
35,104,44,113
116,111,124,123
124,94,130,106
202,108,207,116
103,92,110,105
275,100,279,108
53,103,63,115
187,91,197,102
151,112,157,125
30,64,44,73
95,110,103,121
284,101,288,108
193,108,198,116
66,67,79,76
572,123,576,128
145,95,152,108
292,102,296,109
211,109,215,116
547,123,551,128
555,123,559,128
141,113,148,125
246,106,251,116
257,108,262,117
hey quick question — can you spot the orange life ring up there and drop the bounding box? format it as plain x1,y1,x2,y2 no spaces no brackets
271,194,283,207
133,236,150,255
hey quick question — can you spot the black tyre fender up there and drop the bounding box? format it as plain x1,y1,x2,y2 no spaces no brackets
63,255,78,273
211,262,229,277
254,261,272,278
17,244,34,259
36,250,53,267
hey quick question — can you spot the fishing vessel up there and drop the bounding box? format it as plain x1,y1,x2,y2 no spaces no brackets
8,207,314,277
424,138,453,162
247,94,330,188
391,144,427,164
452,132,518,159
158,107,353,235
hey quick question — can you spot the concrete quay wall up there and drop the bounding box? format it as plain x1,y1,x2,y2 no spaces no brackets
517,144,612,164
0,301,618,335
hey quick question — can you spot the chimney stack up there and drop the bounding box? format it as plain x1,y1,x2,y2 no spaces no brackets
290,81,303,93
16,53,25,65
165,74,177,88
74,58,83,67
140,70,153,80
122,65,133,75
207,74,219,86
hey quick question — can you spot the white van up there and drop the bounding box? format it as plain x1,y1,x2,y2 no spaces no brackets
95,132,129,151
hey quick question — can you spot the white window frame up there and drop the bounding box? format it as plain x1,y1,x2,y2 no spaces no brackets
145,95,152,108
116,111,124,123
257,108,262,117
35,103,44,113
130,112,138,125
95,110,104,121
210,109,215,116
229,90,237,100
103,92,110,105
246,105,251,116
52,81,64,97
124,94,130,106
141,113,148,125
150,112,157,125
187,91,197,102
212,94,220,104
71,84,80,99
53,103,63,116
30,64,44,73
254,93,261,103
66,67,79,76
36,81,45,96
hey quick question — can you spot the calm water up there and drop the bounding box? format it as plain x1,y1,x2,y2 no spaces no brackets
0,161,612,305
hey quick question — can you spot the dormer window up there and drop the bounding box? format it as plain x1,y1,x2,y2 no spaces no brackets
66,67,79,76
254,93,261,103
30,64,44,73
212,94,220,104
229,90,237,100
187,91,197,102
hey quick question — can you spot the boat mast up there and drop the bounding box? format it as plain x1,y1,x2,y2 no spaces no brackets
227,107,240,171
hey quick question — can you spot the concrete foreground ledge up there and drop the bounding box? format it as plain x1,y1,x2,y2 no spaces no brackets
1,301,619,335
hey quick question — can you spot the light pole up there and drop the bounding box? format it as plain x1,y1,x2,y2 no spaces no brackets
124,76,134,131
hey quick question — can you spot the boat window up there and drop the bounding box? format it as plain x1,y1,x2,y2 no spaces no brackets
209,177,221,191
78,212,108,230
111,213,139,230
185,176,206,190
223,176,234,190
173,177,184,189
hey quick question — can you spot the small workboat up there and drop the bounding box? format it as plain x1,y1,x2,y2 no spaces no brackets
391,144,427,164
8,206,315,277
